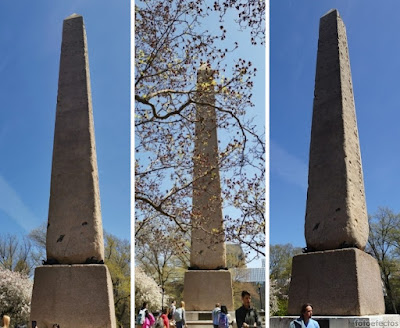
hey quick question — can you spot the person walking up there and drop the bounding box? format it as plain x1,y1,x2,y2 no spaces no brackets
235,291,261,328
212,303,221,328
137,302,149,327
143,310,156,328
169,300,177,320
289,304,320,328
218,305,229,328
174,301,187,328
161,307,170,328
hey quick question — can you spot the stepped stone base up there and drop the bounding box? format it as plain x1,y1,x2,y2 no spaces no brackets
288,248,384,316
270,315,400,328
184,271,233,311
30,264,116,328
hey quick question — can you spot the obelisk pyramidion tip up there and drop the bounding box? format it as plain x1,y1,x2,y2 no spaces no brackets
199,62,211,71
322,8,339,18
65,13,82,20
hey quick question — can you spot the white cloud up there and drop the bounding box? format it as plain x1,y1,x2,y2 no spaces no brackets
0,175,39,232
270,140,308,190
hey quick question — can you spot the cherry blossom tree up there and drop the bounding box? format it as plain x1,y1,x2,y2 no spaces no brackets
0,267,32,325
135,266,162,312
269,279,279,316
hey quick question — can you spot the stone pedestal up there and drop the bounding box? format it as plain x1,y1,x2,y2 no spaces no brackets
288,248,384,316
30,265,116,328
184,271,233,311
270,315,400,328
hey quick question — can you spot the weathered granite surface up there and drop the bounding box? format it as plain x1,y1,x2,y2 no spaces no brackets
305,9,368,251
184,270,233,311
191,64,226,269
30,265,116,328
46,14,104,264
288,248,384,316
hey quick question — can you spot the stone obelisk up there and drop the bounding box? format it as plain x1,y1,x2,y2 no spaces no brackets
287,9,384,316
183,64,233,311
30,14,116,328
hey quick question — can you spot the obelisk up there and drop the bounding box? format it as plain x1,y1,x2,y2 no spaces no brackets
190,64,226,269
183,64,233,311
30,14,116,327
46,12,104,265
287,9,384,316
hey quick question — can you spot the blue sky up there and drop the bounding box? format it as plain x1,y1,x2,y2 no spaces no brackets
0,1,130,241
271,1,400,247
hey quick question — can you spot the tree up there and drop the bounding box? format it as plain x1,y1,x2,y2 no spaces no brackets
104,233,131,327
270,244,302,283
28,222,47,271
135,219,188,304
269,279,279,316
213,0,265,46
135,266,163,313
0,267,33,325
269,243,302,316
226,243,246,268
135,0,265,260
0,234,35,276
367,207,400,314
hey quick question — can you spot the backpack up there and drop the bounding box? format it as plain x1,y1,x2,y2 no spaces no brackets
174,308,183,322
137,309,146,325
244,309,258,327
218,312,228,328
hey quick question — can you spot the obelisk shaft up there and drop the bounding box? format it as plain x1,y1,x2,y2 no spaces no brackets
190,65,226,269
305,9,368,251
46,14,104,264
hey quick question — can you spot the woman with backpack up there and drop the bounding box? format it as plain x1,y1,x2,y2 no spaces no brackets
137,302,148,327
173,301,186,328
143,310,156,328
218,305,229,328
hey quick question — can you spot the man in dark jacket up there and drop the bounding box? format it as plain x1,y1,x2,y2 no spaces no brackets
235,291,261,328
